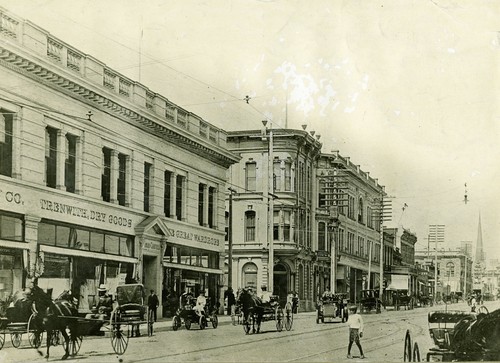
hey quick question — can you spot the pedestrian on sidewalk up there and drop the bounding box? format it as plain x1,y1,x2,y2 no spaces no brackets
148,289,159,322
224,287,236,325
346,306,364,359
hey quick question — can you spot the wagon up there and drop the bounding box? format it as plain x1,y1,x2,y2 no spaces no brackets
403,306,493,362
316,293,348,323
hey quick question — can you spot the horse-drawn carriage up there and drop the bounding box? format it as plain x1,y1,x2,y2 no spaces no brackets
0,289,45,350
171,295,218,331
4,283,152,359
236,289,293,334
403,306,499,362
359,289,382,314
316,293,348,323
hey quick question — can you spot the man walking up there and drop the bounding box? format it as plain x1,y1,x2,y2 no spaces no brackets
347,306,365,359
147,289,159,322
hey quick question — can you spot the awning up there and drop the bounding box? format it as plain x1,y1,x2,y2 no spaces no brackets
163,261,223,275
40,245,137,264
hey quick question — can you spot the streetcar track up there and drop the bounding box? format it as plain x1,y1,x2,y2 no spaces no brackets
284,314,427,362
131,314,404,362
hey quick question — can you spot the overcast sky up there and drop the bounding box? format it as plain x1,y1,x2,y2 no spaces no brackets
2,0,499,261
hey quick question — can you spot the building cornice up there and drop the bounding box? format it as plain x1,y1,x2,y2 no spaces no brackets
0,46,239,168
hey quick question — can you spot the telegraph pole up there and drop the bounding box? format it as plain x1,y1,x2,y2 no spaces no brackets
227,187,236,290
429,224,445,305
377,194,391,298
262,120,274,293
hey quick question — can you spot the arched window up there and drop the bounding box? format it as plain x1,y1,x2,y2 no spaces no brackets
242,262,257,290
446,262,455,277
318,222,326,251
244,211,256,242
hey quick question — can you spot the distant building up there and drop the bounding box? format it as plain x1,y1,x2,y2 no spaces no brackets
415,249,473,301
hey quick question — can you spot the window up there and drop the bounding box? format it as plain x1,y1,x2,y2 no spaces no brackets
0,213,23,241
38,221,133,256
244,211,256,242
117,153,127,206
198,183,205,226
358,197,364,224
144,162,152,212
273,161,281,192
318,222,326,251
367,206,373,228
283,211,291,241
65,134,76,193
0,111,13,177
164,170,172,217
446,262,455,277
245,162,256,191
284,162,291,191
45,127,57,188
273,211,280,240
175,175,183,220
318,180,326,207
348,195,355,219
208,187,216,228
101,147,111,202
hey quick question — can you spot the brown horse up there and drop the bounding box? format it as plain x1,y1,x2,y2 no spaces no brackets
451,308,500,361
29,285,79,360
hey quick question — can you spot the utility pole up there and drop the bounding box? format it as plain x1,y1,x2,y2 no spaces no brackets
429,224,445,305
227,187,236,290
374,193,391,299
262,120,274,293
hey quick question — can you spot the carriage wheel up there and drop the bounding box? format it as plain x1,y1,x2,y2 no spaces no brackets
110,311,129,356
477,306,489,315
28,331,42,349
199,316,207,330
185,318,192,330
211,314,218,329
0,332,5,350
63,335,83,356
27,313,42,348
11,333,22,348
275,307,284,332
413,342,421,362
172,316,181,331
404,330,412,362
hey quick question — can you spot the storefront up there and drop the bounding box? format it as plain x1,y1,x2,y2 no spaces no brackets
0,182,143,313
161,225,224,318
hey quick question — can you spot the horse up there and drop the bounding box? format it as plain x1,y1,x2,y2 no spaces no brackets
451,308,500,361
236,288,265,334
29,285,79,360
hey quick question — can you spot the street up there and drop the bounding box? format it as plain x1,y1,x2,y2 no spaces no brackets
2,301,499,362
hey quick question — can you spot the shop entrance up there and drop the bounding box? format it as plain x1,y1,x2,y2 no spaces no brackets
142,255,158,297
273,263,288,305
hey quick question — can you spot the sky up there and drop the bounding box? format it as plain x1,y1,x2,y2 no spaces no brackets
1,0,499,261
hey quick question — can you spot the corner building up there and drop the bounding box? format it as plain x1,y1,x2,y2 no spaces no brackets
0,8,239,317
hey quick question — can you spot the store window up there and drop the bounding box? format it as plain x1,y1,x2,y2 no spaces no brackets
164,244,218,269
38,221,133,257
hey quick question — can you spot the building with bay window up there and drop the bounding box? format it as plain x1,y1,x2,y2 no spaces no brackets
0,7,238,317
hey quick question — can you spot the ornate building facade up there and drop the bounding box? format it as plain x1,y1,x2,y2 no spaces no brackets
0,7,238,317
